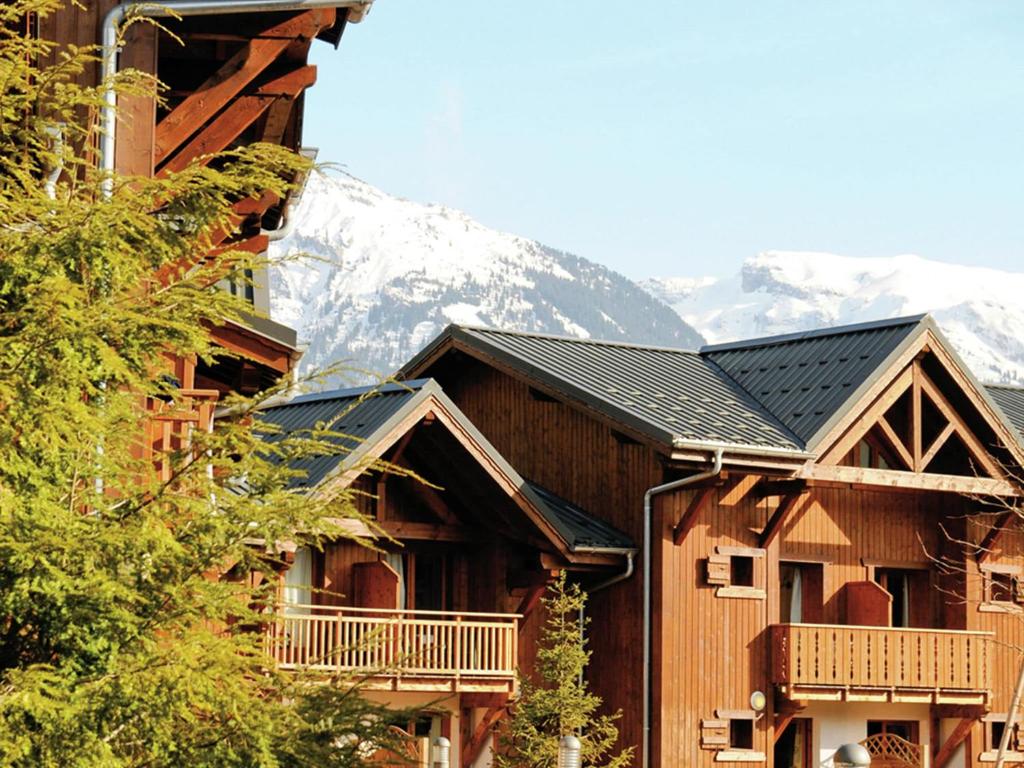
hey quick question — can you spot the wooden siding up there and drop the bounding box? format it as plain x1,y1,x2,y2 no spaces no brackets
964,519,1024,768
653,479,985,767
431,359,664,755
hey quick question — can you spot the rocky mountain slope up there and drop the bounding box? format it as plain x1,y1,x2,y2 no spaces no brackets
643,251,1024,385
269,171,703,383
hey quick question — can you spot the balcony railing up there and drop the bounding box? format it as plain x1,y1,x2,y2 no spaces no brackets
771,623,992,705
266,604,520,692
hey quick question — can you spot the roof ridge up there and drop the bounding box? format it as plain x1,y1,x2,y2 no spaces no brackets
700,314,929,354
271,378,431,407
986,383,1024,391
455,324,702,354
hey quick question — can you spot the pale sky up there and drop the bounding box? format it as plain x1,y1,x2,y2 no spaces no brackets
302,2,1024,281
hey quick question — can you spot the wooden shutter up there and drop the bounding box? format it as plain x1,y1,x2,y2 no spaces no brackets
700,719,728,750
1014,576,1024,606
353,560,401,609
706,554,731,586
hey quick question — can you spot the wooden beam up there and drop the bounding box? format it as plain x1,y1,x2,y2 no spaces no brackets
919,371,1005,480
921,421,957,471
877,415,914,471
154,10,328,164
159,65,318,175
672,486,715,546
759,493,804,549
977,511,1015,564
913,359,924,470
462,707,506,768
799,464,1020,497
403,477,460,526
933,717,975,768
461,692,511,709
375,521,473,542
773,713,796,745
387,428,417,466
515,581,550,621
822,365,914,465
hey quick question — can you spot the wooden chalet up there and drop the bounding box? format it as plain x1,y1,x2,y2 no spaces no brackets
397,315,1024,768
37,0,374,439
256,379,635,767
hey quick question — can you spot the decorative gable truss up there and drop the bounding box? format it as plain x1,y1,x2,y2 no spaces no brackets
807,330,1024,497
822,356,1004,478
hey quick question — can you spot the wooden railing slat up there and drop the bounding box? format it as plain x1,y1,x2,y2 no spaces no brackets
771,623,991,694
269,604,518,684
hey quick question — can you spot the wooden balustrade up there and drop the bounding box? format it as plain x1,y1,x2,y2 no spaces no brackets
772,623,992,705
147,388,220,482
267,604,520,692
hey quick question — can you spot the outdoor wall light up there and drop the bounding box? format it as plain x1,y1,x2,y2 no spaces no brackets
749,690,767,712
432,736,450,768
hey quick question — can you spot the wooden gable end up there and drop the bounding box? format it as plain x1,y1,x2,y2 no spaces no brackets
806,329,1024,495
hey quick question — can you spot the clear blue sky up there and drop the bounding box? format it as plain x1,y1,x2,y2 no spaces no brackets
303,1,1024,280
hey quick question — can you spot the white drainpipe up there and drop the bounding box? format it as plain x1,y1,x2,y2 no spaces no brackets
99,0,372,192
641,447,724,768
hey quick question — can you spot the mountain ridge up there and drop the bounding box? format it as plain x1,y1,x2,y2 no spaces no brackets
269,171,703,383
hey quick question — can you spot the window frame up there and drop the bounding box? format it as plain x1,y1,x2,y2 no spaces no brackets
980,563,1024,614
709,546,767,600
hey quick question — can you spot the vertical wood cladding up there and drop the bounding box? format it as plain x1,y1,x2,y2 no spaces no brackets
437,359,664,757
654,480,996,767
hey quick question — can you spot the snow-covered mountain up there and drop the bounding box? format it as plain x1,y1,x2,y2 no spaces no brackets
269,172,702,382
643,251,1024,385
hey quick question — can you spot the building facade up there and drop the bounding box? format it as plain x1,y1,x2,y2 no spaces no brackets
400,315,1024,768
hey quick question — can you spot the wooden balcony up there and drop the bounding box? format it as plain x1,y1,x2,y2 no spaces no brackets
267,605,519,693
771,623,992,705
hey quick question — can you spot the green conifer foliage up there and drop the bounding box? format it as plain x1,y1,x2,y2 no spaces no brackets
497,573,633,768
0,3,410,765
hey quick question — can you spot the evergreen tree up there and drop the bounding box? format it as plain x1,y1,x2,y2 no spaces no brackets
498,573,633,768
0,3,409,765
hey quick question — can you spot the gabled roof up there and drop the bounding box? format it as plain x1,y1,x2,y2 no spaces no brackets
399,316,1024,464
259,380,428,489
704,315,925,447
257,378,634,557
400,326,808,455
987,385,1024,439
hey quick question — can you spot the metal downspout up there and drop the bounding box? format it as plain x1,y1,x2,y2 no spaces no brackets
99,0,372,192
642,447,724,768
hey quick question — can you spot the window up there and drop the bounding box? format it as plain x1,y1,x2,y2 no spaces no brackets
730,720,754,750
706,546,766,600
875,568,911,627
981,563,1023,613
982,715,1024,761
700,712,765,763
868,720,919,743
779,561,824,624
731,556,754,587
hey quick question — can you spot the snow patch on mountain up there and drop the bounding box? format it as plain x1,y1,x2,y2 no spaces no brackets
643,251,1024,385
270,171,702,382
